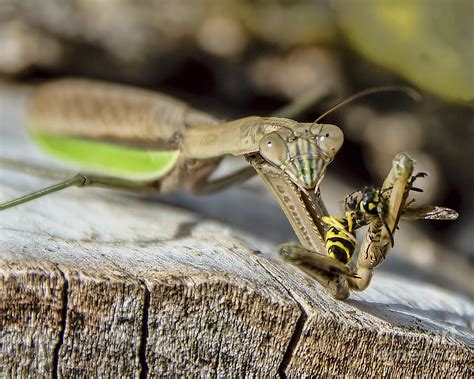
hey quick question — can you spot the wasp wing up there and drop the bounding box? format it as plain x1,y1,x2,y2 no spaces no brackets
402,206,459,221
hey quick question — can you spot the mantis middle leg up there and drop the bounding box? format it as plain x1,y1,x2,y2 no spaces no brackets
0,171,160,211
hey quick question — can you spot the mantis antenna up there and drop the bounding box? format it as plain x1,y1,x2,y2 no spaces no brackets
313,85,422,126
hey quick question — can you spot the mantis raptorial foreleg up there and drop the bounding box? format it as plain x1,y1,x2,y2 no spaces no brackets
246,154,354,298
248,155,328,253
347,153,415,291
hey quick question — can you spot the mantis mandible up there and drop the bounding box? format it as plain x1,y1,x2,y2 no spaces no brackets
0,79,457,299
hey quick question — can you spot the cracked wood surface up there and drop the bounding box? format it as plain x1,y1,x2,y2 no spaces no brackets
1,169,473,378
1,84,473,377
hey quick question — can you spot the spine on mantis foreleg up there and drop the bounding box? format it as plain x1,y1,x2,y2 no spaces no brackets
348,152,414,291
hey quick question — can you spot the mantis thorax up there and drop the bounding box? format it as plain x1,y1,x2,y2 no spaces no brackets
259,123,343,191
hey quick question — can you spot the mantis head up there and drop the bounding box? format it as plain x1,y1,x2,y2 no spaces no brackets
258,85,420,192
259,123,343,191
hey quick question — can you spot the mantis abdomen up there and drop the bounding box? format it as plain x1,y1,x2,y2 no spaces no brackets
27,79,221,149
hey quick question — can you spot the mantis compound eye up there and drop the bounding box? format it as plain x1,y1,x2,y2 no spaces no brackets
312,124,344,160
259,132,288,167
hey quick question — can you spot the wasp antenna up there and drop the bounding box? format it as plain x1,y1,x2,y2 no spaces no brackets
314,85,422,124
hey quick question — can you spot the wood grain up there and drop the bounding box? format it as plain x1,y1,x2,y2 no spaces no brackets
0,173,302,377
1,84,473,377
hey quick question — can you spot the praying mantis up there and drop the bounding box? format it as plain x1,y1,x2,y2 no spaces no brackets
0,79,458,299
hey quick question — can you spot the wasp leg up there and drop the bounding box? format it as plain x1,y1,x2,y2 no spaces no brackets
408,172,428,192
405,198,416,207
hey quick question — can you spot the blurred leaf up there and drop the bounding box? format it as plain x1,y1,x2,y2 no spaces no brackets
334,0,474,103
235,0,337,46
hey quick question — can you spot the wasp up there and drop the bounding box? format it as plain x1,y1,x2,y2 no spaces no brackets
320,185,400,270
309,166,459,296
344,186,395,246
321,215,356,265
343,172,431,247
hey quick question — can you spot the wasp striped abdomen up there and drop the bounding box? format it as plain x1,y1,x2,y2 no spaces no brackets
322,216,356,265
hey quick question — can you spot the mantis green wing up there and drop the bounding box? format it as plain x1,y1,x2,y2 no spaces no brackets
29,131,180,181
25,78,222,181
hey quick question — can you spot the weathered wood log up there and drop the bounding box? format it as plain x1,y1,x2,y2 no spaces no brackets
1,170,473,378
0,84,473,377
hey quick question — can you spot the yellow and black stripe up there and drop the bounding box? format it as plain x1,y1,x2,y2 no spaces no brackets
322,215,356,265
